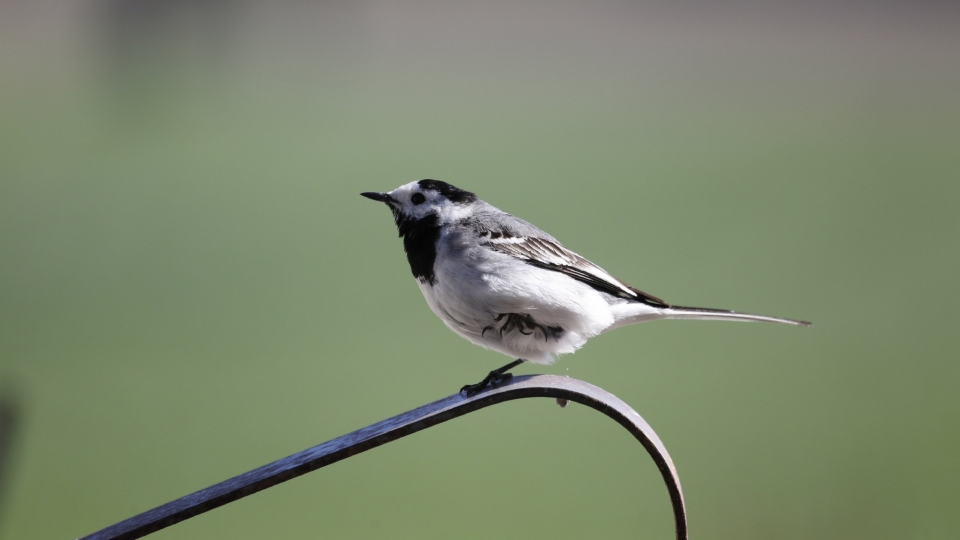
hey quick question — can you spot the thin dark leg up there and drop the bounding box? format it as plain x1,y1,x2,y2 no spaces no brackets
460,359,525,396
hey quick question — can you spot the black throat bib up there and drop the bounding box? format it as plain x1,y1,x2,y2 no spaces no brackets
396,212,441,285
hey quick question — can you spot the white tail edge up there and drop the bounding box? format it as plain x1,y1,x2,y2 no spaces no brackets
662,305,811,326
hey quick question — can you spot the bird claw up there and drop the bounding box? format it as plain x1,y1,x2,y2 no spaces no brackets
460,370,514,396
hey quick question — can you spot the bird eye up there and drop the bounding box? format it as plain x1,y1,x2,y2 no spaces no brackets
411,193,426,205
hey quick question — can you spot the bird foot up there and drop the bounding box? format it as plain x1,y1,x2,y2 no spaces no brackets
460,370,514,396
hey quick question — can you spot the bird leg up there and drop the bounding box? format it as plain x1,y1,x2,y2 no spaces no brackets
483,313,565,343
460,359,525,396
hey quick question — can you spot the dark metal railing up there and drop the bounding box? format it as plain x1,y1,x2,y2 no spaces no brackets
78,374,687,540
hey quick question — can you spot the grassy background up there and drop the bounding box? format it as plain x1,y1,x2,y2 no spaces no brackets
1,1,958,538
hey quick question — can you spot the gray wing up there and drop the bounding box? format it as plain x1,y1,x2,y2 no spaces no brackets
464,211,668,307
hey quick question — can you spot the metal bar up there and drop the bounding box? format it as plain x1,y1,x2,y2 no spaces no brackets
78,375,687,540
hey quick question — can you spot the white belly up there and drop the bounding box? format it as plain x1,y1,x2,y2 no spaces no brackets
417,244,619,364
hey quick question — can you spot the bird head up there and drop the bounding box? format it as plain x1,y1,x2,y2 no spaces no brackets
362,179,478,232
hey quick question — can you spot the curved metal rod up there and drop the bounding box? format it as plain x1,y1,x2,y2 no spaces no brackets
78,375,687,540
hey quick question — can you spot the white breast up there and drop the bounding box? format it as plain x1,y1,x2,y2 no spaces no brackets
416,228,621,364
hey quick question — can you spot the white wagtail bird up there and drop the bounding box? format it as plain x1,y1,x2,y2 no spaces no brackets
362,180,810,395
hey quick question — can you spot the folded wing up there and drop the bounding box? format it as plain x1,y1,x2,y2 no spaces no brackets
481,233,668,307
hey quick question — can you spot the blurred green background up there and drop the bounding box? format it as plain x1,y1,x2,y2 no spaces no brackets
1,1,958,538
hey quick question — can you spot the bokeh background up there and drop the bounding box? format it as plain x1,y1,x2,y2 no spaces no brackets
1,0,958,538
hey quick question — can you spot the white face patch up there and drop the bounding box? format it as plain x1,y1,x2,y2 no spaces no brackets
388,181,467,224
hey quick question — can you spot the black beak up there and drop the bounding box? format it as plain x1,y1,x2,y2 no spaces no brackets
361,192,394,204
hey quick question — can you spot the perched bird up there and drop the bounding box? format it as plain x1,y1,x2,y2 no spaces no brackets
362,180,810,394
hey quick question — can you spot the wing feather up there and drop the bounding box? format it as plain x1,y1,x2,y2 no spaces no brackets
481,233,667,307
